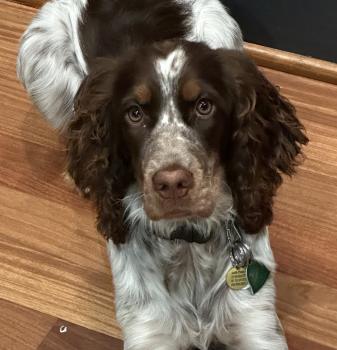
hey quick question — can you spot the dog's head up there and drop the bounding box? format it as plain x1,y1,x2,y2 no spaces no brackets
67,41,308,243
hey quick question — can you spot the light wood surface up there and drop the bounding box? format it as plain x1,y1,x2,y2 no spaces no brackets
0,299,56,350
0,299,123,350
9,0,44,7
0,1,337,349
246,43,337,86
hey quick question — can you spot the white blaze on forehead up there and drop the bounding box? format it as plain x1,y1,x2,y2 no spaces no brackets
155,47,187,126
155,47,186,93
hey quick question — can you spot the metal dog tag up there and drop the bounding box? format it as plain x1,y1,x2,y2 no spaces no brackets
226,261,270,293
225,219,270,294
226,266,249,290
247,260,270,294
226,219,253,291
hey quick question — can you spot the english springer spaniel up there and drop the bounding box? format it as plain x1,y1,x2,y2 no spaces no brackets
17,0,308,349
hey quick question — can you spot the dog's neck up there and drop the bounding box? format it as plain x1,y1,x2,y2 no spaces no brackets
162,216,242,245
122,188,236,244
168,226,213,244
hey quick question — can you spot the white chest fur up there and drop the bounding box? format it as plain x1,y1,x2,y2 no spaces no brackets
107,227,281,350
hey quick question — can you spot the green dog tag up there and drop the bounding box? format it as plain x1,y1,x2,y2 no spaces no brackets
247,260,270,294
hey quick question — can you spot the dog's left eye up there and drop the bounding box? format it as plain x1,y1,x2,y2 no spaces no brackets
195,98,214,118
126,105,144,125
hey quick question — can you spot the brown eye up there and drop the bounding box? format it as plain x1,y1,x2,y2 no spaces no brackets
196,98,214,117
127,105,144,124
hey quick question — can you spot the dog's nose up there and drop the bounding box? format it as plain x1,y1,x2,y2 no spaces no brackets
152,167,194,199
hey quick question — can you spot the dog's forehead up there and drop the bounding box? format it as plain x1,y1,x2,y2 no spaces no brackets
154,46,186,95
149,46,186,128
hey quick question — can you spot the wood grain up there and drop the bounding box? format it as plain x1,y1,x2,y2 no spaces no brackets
246,42,337,85
0,298,56,350
0,299,123,350
37,320,123,350
276,273,337,349
0,1,336,349
0,0,121,338
9,0,44,8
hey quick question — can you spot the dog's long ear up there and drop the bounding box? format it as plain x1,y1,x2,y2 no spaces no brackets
67,59,133,244
218,50,309,234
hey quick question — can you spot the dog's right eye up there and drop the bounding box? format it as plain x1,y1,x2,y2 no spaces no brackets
195,98,214,118
126,105,144,125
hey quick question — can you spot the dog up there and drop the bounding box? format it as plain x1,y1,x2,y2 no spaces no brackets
17,1,308,349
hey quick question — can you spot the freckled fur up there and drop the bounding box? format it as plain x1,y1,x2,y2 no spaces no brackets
17,0,87,130
134,84,152,105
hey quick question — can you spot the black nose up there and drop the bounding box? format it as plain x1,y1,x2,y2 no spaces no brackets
152,166,194,199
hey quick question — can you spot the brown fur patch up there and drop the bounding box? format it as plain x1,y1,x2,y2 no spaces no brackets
134,84,152,105
154,40,180,58
182,80,201,101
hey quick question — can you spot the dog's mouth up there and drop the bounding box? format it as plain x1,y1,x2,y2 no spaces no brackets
149,209,192,221
143,195,216,221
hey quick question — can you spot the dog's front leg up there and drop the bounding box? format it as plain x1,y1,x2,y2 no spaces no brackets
107,241,189,350
226,308,288,350
215,280,288,350
119,307,182,350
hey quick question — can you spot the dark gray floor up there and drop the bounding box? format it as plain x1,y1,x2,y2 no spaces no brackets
223,0,337,63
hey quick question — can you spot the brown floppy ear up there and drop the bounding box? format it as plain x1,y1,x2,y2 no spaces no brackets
219,50,309,233
67,59,133,244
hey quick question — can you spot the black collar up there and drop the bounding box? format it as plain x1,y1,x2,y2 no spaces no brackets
166,217,243,245
169,226,213,244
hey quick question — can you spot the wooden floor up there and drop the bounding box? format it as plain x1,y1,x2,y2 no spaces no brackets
0,1,337,349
